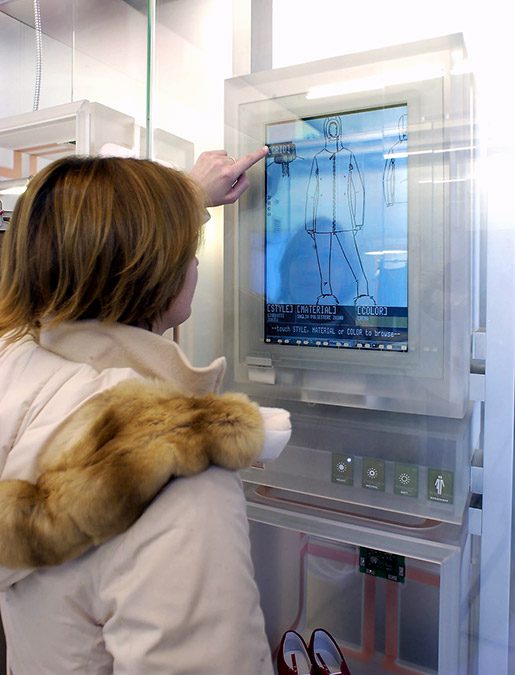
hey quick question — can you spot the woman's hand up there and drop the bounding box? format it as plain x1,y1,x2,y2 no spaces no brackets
189,146,268,207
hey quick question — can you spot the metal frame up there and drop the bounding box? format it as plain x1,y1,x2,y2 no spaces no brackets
477,149,515,673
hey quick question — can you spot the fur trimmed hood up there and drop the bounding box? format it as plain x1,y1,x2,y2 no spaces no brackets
0,322,290,583
0,378,264,569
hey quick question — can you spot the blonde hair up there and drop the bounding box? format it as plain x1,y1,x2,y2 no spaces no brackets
0,156,204,342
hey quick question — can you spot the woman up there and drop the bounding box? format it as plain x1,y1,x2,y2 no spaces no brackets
0,150,286,674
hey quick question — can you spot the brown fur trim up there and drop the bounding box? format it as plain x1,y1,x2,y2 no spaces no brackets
0,380,264,569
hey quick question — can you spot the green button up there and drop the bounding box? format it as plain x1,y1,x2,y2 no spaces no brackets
362,457,385,491
394,463,419,498
428,469,454,504
331,454,354,485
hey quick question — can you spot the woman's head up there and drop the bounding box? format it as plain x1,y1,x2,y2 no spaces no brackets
0,155,204,340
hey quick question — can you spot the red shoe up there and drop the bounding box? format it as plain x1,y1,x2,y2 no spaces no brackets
308,628,351,675
277,630,313,675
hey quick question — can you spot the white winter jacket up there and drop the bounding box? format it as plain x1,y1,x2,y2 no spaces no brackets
0,321,275,674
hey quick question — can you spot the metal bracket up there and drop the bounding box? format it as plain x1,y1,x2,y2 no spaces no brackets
246,355,276,384
469,494,483,535
472,329,486,361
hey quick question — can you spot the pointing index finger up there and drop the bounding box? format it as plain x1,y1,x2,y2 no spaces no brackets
232,146,269,177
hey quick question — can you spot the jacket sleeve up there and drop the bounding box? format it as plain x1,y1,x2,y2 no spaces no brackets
97,467,274,675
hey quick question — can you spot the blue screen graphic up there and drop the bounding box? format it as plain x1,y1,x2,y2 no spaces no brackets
264,105,409,351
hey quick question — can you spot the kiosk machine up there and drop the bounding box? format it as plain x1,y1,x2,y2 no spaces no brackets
224,34,476,674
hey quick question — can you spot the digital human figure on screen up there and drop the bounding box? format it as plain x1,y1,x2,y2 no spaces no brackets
383,113,408,207
434,474,445,497
304,115,374,307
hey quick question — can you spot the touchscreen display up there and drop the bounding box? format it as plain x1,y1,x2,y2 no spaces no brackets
264,105,408,351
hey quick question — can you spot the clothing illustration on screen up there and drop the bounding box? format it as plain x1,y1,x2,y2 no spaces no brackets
383,113,408,207
304,115,373,307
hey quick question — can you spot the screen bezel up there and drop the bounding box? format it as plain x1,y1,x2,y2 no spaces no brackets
224,39,472,417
